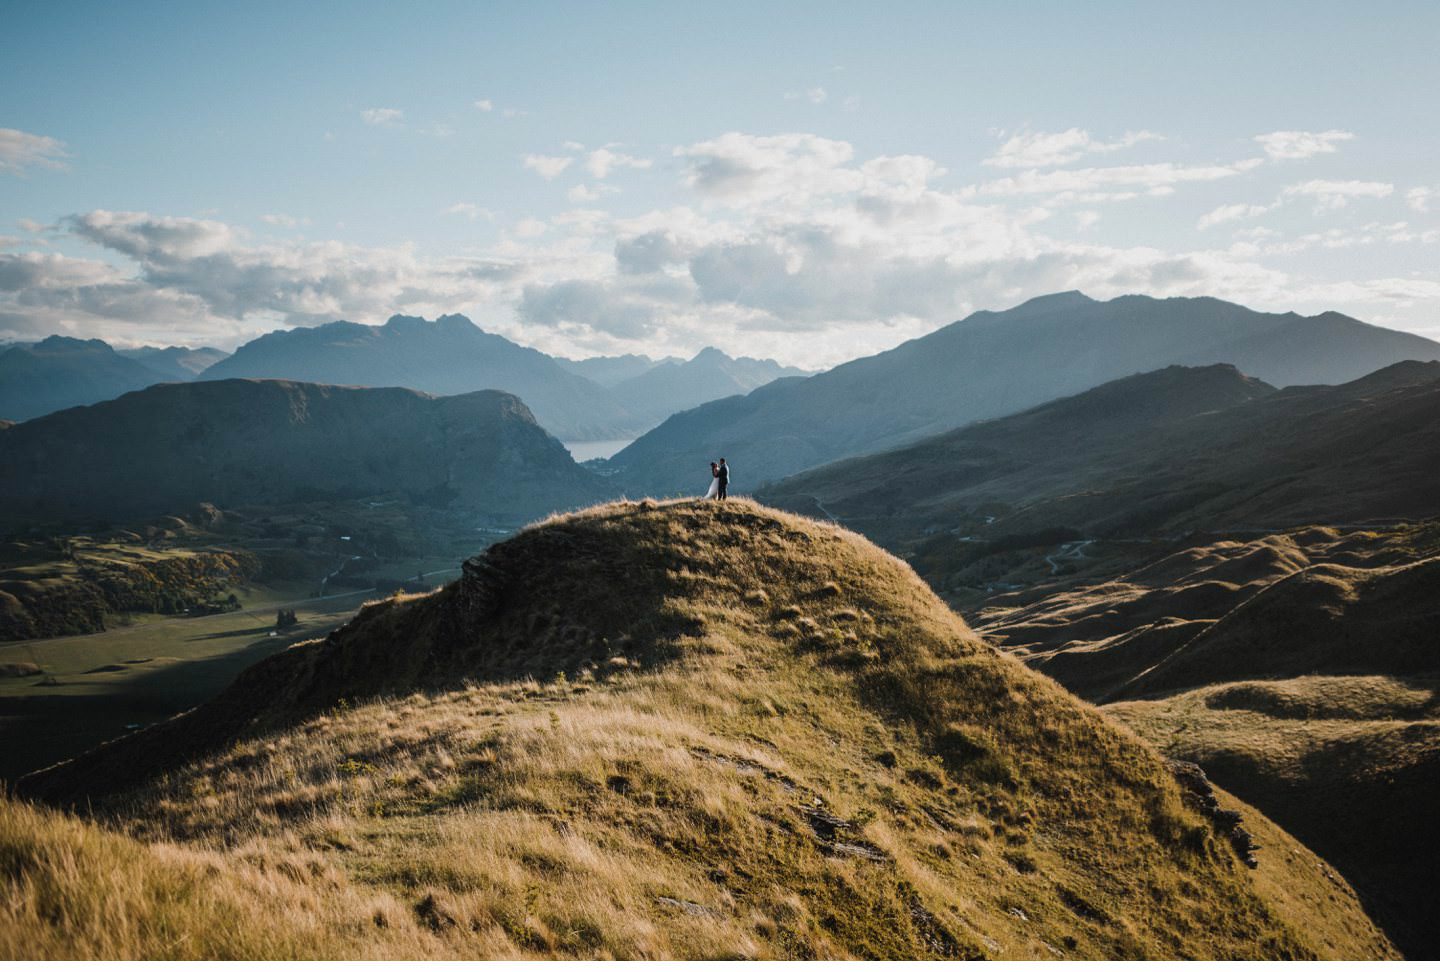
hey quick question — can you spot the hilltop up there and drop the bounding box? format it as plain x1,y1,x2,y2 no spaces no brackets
607,292,1440,495
201,314,638,441
0,379,605,530
11,501,1392,959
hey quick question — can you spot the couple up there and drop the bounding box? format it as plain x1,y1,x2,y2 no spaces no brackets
704,457,730,501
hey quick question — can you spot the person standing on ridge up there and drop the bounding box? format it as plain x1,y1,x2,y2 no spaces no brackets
717,457,729,500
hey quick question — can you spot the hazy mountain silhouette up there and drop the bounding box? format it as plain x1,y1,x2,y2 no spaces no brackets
0,337,173,422
555,352,680,387
200,314,639,440
609,292,1440,495
0,379,605,529
762,360,1440,540
120,344,229,380
610,347,810,428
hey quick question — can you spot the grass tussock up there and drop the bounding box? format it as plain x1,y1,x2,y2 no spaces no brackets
6,499,1398,959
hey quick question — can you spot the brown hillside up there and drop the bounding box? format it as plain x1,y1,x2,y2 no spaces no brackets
10,501,1393,959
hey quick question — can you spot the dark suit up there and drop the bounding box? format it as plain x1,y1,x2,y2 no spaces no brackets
717,462,729,499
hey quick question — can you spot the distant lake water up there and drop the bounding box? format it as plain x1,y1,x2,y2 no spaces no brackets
563,438,635,462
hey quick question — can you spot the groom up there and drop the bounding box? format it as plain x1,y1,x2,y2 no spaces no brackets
716,458,729,500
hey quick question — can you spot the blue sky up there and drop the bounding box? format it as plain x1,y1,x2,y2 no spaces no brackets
2,0,1438,367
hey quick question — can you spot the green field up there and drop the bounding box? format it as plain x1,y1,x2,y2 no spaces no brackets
0,567,461,782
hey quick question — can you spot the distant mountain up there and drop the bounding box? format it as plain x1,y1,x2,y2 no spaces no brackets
0,379,605,529
0,336,172,422
609,347,810,430
120,344,229,380
200,314,639,440
555,352,678,387
761,360,1440,542
608,292,1440,495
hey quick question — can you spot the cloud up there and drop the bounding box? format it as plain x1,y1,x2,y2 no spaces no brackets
585,148,651,179
676,132,860,205
977,159,1261,199
261,213,309,228
614,230,689,274
360,108,404,126
0,128,69,175
513,218,548,238
473,99,493,111
784,86,828,104
1254,129,1354,160
983,128,1163,168
567,183,618,203
523,154,574,179
1197,202,1273,230
1408,187,1435,213
444,202,494,220
1281,179,1393,210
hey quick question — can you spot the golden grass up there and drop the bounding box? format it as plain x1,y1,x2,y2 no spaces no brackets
4,499,1399,959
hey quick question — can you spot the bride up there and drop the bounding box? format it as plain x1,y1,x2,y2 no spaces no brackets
704,461,719,499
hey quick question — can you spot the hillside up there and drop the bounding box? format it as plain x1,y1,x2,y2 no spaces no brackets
200,314,638,441
608,292,1440,495
0,379,604,530
971,520,1440,957
10,501,1392,959
0,336,172,422
762,360,1440,545
120,344,229,380
610,347,810,429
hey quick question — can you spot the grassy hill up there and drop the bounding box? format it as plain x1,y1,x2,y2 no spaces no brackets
7,501,1393,959
968,521,1440,957
608,292,1440,495
0,379,606,531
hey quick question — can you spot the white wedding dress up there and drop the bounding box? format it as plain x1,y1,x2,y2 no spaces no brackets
704,474,719,499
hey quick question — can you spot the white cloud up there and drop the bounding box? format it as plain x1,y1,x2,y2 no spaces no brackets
784,86,828,104
513,218,548,238
977,159,1261,198
585,148,651,179
567,183,618,203
1408,187,1435,213
0,128,69,175
675,132,860,205
523,154,574,179
260,213,309,228
360,108,404,126
473,99,494,111
444,203,494,221
1254,129,1354,160
983,128,1163,168
1281,179,1393,210
1197,202,1273,230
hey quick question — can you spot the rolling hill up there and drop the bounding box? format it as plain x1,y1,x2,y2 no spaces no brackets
608,292,1440,495
200,314,639,441
0,379,605,530
10,500,1392,959
0,336,173,422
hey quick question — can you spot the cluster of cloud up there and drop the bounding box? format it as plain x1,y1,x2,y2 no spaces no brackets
0,128,68,175
3,124,1436,364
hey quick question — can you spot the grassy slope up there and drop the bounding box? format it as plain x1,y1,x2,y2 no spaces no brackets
1108,675,1440,959
5,501,1394,959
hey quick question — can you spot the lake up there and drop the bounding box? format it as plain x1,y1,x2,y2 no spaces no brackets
562,439,636,462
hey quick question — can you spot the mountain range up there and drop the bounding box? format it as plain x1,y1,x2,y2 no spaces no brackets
0,336,176,422
760,359,1440,543
0,379,604,530
119,344,229,380
607,292,1440,495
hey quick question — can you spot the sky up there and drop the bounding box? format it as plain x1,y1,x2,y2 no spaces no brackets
2,0,1438,369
